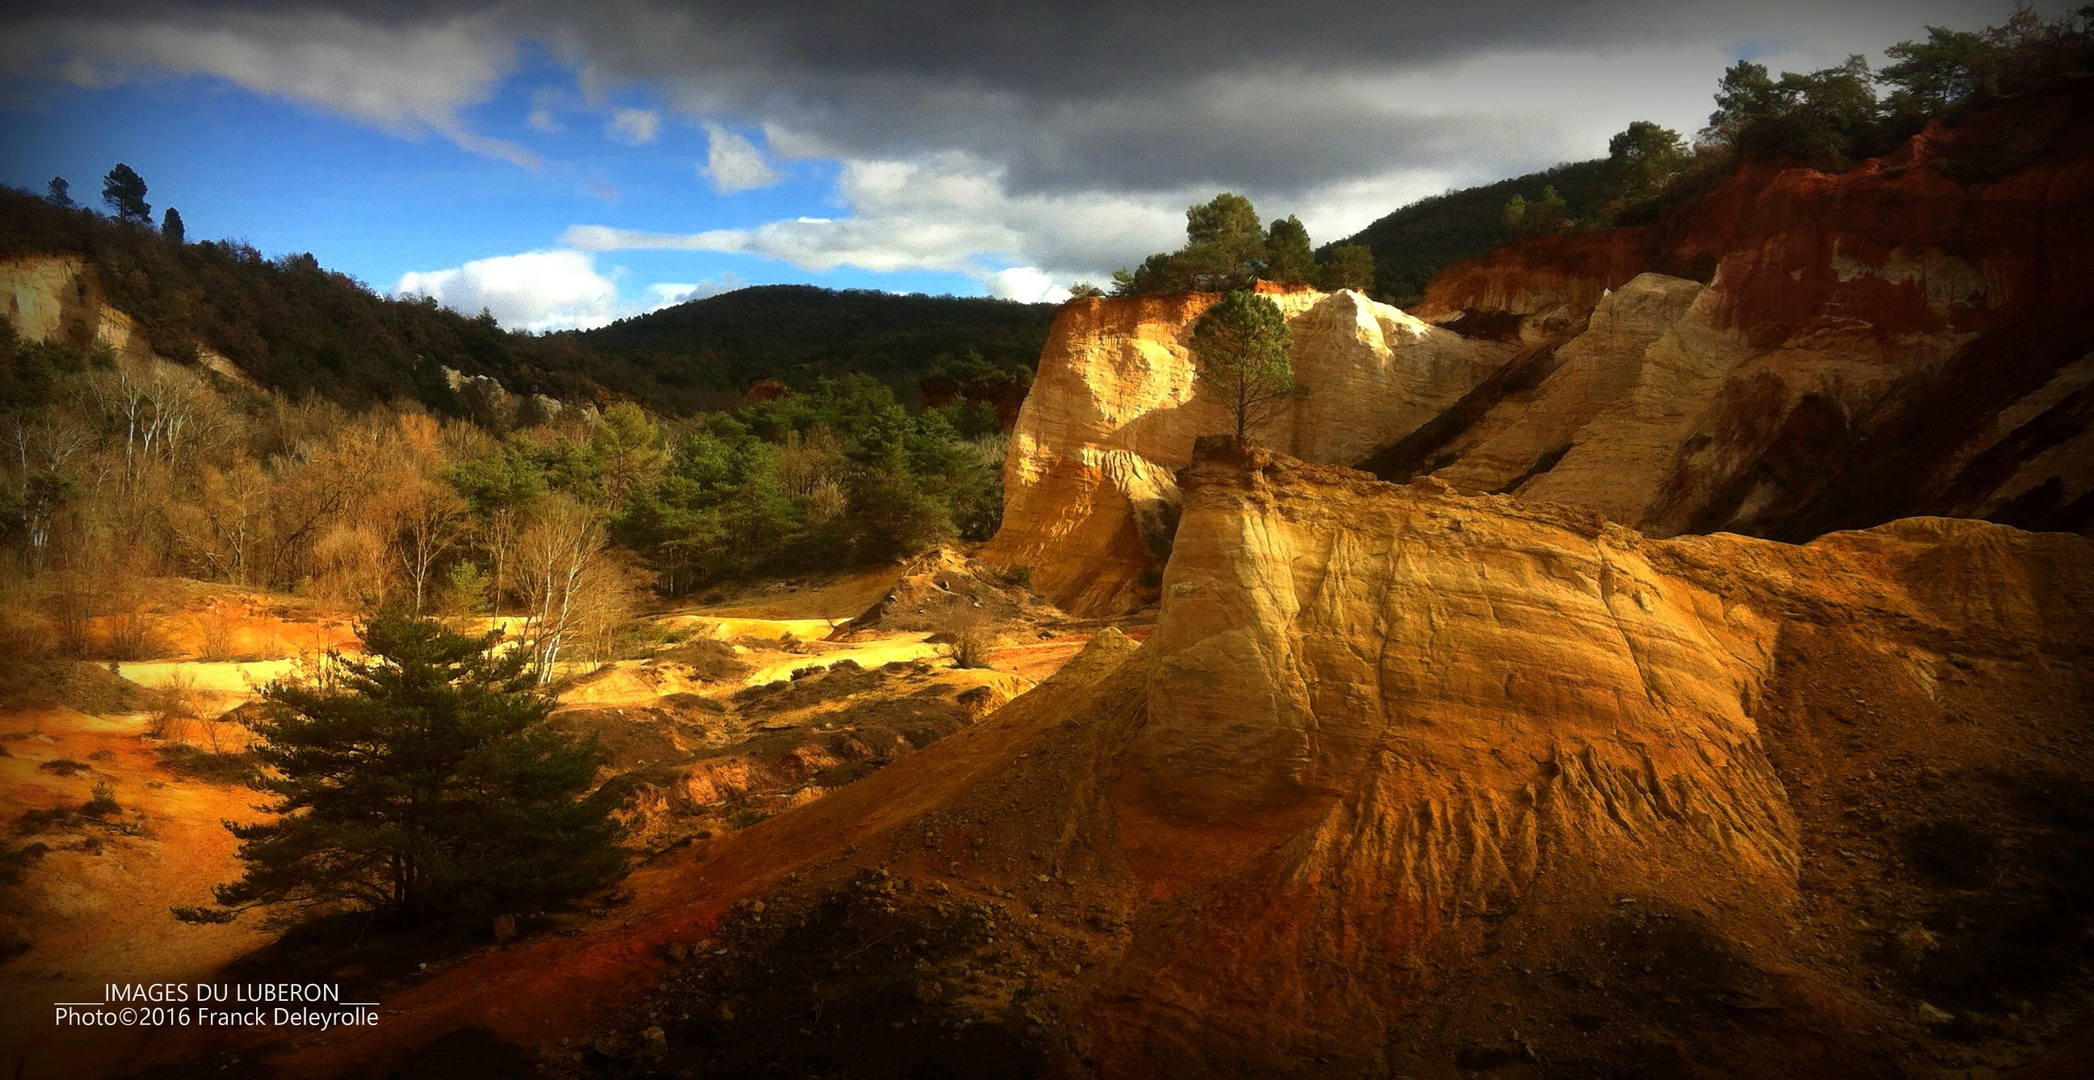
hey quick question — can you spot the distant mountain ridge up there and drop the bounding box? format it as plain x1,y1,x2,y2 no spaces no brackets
0,185,1057,418
567,284,1054,408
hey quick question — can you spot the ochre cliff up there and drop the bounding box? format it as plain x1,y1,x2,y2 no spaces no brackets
7,254,158,365
2,253,257,387
981,284,1513,614
995,81,2094,615
1412,225,1650,339
197,444,2094,1078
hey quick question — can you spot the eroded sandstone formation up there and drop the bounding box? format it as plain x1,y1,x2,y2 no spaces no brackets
253,443,2094,1078
1403,78,2094,542
1072,443,2093,1074
989,80,2094,616
981,284,1513,614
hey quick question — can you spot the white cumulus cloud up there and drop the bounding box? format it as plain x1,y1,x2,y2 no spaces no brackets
565,152,1181,290
608,107,661,145
395,249,623,332
983,267,1070,304
702,122,783,192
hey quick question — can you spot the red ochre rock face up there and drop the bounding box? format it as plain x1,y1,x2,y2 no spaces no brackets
1428,78,2094,349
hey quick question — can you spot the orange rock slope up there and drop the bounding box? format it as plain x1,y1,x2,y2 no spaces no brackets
181,443,2094,1078
989,80,2094,616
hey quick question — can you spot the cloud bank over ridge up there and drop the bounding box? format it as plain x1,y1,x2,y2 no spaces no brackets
4,0,2024,315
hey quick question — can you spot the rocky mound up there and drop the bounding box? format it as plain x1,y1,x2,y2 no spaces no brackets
174,442,2093,1079
579,657,1030,848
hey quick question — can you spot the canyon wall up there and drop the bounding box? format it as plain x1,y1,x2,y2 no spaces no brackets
1400,77,2094,542
992,80,2094,615
1073,442,2094,1073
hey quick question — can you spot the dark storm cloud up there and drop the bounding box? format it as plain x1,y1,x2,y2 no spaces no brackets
3,0,2027,286
6,0,2012,196
527,0,2008,194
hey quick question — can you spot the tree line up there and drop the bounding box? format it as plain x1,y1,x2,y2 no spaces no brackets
2,184,1057,420
1498,6,2094,242
1101,193,1375,298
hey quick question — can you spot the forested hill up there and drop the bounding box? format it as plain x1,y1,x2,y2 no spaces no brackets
0,186,1055,417
0,185,585,411
1328,159,1606,307
568,285,1053,404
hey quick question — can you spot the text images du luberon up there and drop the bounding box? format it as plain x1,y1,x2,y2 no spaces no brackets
104,982,354,1003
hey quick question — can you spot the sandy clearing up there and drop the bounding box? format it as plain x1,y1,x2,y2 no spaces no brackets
115,659,303,700
661,615,845,643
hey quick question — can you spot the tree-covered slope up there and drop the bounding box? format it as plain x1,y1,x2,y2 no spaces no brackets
0,185,576,412
1,187,1055,416
1327,159,1606,307
568,285,1054,405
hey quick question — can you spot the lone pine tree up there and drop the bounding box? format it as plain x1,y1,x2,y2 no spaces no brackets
209,611,624,925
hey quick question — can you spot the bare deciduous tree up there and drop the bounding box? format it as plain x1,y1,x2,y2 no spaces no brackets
394,483,469,614
515,496,608,683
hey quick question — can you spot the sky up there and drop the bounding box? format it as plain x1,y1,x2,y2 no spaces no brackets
0,0,2031,331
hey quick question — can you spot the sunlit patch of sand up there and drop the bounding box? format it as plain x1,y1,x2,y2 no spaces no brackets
738,635,947,687
661,615,845,643
115,659,304,701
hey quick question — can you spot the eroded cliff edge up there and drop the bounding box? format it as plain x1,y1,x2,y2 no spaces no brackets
987,79,2094,616
979,285,1514,614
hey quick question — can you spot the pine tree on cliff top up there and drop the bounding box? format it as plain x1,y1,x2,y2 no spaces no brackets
1191,290,1299,444
204,611,624,925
